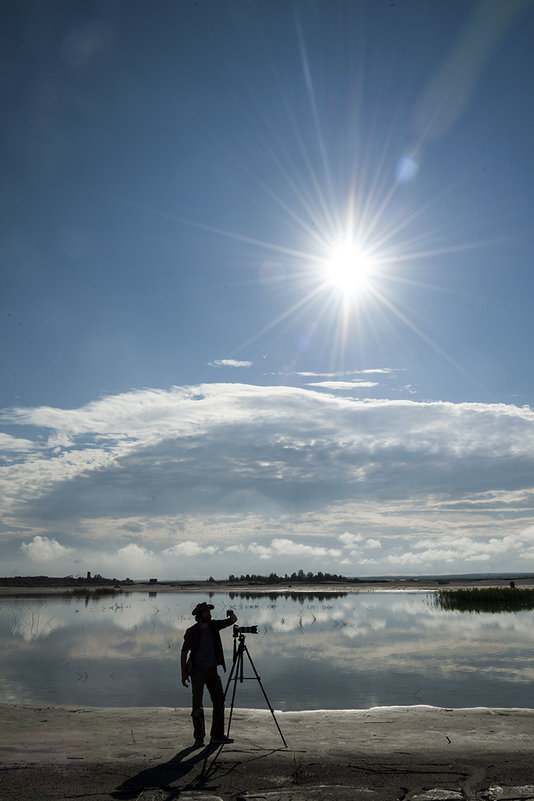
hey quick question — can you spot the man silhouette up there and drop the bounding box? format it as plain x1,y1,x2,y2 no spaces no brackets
181,601,237,747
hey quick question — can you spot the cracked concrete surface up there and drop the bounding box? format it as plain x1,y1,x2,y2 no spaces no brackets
0,705,533,800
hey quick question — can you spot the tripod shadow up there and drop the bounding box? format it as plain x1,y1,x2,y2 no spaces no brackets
111,742,226,799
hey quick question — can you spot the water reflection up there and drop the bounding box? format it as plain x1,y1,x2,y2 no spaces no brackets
1,591,533,709
228,590,348,603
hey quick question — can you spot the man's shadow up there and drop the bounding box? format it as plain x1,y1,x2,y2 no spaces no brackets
111,743,226,799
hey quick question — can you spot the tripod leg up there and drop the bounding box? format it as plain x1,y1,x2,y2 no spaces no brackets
223,653,237,699
224,649,242,739
243,645,287,747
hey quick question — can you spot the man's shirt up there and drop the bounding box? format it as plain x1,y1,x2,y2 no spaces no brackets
182,618,234,671
193,626,217,669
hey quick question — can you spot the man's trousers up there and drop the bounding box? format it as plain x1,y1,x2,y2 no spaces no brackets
190,665,225,741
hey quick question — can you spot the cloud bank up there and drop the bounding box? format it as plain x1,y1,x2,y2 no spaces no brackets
1,382,534,578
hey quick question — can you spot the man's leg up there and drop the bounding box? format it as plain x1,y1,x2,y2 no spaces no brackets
190,668,206,742
204,668,225,739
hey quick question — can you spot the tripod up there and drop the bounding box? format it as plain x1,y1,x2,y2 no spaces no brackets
223,628,287,747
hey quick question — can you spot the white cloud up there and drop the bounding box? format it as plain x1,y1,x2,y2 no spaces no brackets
296,371,339,377
2,383,534,578
103,543,158,577
47,433,75,450
296,368,396,378
118,543,154,561
21,535,73,561
358,369,397,375
365,538,382,549
338,532,364,547
337,532,382,558
164,541,217,557
248,538,342,560
0,433,35,452
7,523,534,580
209,359,253,368
308,381,378,389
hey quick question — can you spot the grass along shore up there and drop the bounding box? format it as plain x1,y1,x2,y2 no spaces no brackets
434,585,534,612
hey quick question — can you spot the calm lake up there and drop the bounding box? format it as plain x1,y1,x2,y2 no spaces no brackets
1,590,533,710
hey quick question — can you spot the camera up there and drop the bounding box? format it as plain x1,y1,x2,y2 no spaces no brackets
233,624,258,636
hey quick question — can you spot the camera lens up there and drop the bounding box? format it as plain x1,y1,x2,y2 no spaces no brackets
233,624,258,635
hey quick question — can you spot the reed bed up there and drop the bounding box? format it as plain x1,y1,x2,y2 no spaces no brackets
434,586,534,613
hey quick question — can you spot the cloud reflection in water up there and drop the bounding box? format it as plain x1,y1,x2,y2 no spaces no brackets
1,591,533,709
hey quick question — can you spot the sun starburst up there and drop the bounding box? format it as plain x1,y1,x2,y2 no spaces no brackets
322,241,375,298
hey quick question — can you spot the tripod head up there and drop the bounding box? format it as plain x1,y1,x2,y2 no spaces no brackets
232,624,257,662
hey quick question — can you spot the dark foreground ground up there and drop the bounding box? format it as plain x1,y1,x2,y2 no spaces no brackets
1,704,533,800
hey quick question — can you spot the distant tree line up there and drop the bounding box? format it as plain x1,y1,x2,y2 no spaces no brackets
227,569,358,584
0,575,131,588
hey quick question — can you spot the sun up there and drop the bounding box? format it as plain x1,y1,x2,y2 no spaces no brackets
323,242,374,297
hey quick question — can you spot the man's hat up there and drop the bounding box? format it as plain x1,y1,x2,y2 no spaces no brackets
192,602,214,616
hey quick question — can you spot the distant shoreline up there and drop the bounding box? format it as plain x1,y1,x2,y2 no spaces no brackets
1,575,533,596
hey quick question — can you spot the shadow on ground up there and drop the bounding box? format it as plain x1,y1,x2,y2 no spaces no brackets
111,742,291,800
111,743,227,799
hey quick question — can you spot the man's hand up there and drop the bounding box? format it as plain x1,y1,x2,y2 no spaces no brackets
226,609,238,624
180,654,190,687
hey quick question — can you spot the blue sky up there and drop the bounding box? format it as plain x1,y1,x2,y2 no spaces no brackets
2,0,534,579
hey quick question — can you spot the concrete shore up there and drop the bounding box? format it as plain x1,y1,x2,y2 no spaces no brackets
1,704,533,800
